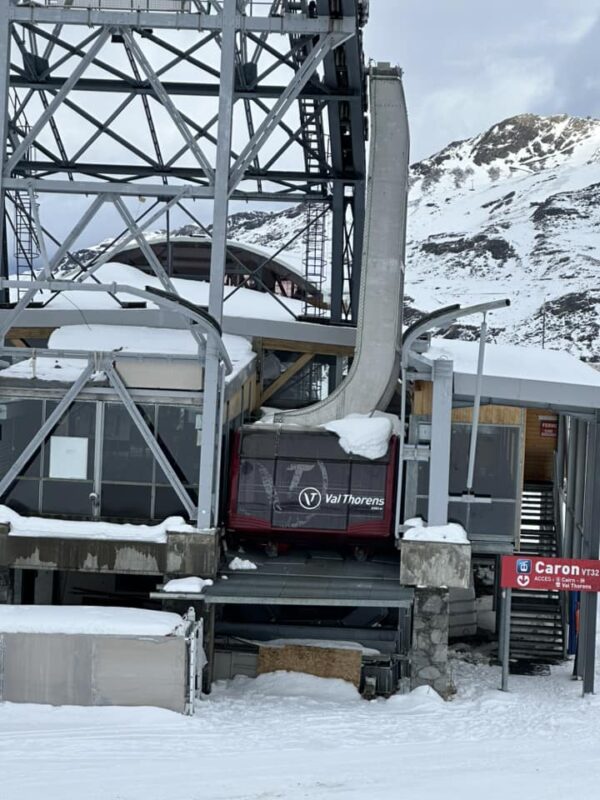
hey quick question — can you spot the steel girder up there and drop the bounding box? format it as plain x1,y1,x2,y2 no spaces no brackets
1,0,367,319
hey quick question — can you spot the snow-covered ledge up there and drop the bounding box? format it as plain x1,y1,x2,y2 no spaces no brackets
399,520,471,590
0,508,219,577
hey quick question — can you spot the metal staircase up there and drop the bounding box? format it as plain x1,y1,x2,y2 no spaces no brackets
509,483,566,664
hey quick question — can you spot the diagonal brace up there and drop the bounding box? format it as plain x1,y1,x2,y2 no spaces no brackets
228,32,348,192
5,28,111,174
122,29,215,183
105,363,196,520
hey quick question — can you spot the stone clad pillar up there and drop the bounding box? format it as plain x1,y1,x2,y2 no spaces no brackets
411,588,452,697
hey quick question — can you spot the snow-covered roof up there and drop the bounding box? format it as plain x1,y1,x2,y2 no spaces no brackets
0,325,256,385
418,338,600,410
113,235,310,286
46,262,305,321
0,605,185,636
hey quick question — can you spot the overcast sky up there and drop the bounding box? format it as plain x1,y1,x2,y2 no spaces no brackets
364,0,600,161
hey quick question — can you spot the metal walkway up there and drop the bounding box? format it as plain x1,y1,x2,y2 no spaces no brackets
510,484,566,664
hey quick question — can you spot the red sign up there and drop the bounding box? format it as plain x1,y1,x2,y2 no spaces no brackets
540,419,558,438
501,555,600,593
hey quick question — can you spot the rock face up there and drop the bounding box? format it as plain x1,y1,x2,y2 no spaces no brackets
69,113,600,362
226,113,600,363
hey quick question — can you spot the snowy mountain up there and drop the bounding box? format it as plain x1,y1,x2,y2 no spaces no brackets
226,114,600,362
66,113,600,362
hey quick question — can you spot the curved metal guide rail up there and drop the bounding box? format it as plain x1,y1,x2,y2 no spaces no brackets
275,62,409,425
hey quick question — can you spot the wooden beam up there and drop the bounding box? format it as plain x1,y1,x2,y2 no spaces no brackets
259,337,354,358
7,327,55,340
260,352,314,405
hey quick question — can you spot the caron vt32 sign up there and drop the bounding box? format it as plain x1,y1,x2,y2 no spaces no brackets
501,556,600,593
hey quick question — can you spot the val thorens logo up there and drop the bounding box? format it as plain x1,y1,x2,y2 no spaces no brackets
298,487,322,510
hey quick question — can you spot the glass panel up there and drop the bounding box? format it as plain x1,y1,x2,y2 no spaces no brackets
347,463,388,525
154,485,196,520
235,458,275,524
101,483,152,520
4,479,40,515
271,459,349,531
43,401,95,478
0,399,43,479
240,429,278,459
156,405,200,485
277,432,350,462
42,481,94,516
102,403,154,483
449,425,520,498
448,500,517,538
417,423,521,499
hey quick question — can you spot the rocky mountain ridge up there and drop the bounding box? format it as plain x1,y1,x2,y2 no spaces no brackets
226,113,600,362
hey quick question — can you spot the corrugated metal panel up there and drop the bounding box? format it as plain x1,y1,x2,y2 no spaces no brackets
203,575,413,607
155,553,413,608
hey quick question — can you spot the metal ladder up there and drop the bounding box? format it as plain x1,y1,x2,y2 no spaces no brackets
9,91,40,296
285,0,329,317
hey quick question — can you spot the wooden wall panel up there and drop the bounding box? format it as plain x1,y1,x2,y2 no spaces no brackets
524,409,557,483
412,381,522,425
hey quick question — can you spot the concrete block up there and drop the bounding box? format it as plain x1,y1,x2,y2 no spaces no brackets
400,541,471,589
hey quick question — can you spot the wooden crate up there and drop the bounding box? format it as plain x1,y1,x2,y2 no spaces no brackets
257,644,361,687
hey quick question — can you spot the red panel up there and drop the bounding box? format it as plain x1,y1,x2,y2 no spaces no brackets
501,555,600,593
227,433,397,541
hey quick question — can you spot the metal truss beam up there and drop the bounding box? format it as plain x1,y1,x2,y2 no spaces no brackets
5,27,111,174
3,178,328,202
8,7,357,36
229,31,349,191
121,29,215,183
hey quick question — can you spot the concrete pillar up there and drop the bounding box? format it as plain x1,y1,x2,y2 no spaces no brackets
410,588,452,698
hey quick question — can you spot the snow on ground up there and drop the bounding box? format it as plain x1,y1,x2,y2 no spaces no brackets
0,505,194,542
0,605,184,636
2,652,600,800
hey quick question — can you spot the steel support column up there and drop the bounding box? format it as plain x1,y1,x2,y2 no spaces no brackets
0,0,11,303
194,0,237,533
573,420,588,559
564,416,577,559
581,415,600,694
330,181,345,323
428,359,453,526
